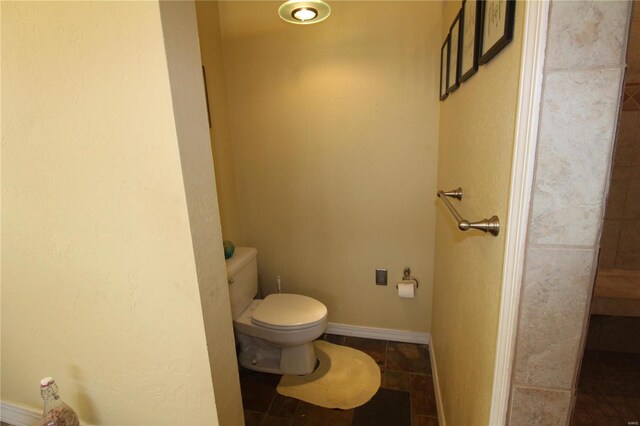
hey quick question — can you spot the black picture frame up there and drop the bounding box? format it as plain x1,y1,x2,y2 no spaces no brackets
447,11,462,93
478,0,515,65
460,0,482,82
440,35,450,101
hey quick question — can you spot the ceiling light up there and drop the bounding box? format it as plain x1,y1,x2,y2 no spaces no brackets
292,7,318,22
279,0,331,25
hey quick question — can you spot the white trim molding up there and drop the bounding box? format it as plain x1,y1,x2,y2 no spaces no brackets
1,401,41,426
429,337,446,426
326,322,430,345
488,0,549,425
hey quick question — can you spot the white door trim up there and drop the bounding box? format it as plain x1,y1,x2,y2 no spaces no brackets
429,338,446,426
488,1,550,424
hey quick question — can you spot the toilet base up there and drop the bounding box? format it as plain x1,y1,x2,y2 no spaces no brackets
236,333,318,375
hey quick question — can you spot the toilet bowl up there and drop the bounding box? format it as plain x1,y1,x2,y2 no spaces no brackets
226,247,328,375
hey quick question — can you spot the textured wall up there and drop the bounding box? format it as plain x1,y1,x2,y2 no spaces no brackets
195,1,244,244
1,2,221,424
508,1,632,424
432,1,525,425
159,3,244,426
217,1,442,332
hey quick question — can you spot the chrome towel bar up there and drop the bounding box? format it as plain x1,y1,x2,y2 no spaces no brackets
437,187,500,237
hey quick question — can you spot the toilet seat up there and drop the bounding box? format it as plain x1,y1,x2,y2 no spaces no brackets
252,293,327,331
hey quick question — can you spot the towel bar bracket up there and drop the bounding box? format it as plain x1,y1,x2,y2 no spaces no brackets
459,216,500,236
437,187,463,200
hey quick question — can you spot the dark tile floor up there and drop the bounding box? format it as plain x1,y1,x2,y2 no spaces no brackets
571,350,640,426
240,334,439,426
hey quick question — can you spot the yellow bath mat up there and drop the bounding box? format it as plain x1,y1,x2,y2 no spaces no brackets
276,340,381,409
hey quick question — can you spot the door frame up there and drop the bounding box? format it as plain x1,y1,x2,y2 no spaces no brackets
488,1,550,424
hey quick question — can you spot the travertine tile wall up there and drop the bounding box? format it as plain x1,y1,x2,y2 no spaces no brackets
601,3,640,271
507,1,633,424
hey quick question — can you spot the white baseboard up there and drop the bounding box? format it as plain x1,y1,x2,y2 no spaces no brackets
326,322,430,345
429,338,446,426
1,401,41,426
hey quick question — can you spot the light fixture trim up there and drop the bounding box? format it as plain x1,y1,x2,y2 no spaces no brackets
278,0,331,25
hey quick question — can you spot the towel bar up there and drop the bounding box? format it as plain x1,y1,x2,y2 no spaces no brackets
437,187,500,237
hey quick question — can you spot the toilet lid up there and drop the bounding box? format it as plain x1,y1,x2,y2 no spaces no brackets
252,293,327,330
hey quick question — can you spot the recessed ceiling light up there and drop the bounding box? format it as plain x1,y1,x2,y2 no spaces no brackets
292,7,318,22
279,0,331,25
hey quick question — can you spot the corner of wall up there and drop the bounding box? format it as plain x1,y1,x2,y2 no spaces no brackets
159,2,244,425
195,0,244,245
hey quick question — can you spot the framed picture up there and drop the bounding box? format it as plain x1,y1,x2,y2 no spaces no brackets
440,35,449,101
447,11,462,93
460,0,482,82
479,0,515,65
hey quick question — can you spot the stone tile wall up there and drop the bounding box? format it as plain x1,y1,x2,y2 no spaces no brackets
507,1,634,424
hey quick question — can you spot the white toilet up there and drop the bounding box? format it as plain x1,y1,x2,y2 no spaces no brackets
226,247,328,375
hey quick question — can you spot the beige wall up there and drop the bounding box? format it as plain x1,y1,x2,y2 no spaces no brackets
1,2,230,424
196,1,244,244
159,3,244,426
432,1,524,425
216,0,442,332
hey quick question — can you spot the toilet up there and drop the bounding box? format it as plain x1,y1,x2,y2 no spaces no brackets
226,247,328,375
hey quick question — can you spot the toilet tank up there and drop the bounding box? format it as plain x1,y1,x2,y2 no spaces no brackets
225,247,258,319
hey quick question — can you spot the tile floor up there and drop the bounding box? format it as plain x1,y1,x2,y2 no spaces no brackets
240,334,439,426
571,350,640,426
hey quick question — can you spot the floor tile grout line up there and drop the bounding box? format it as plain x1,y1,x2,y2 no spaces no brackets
384,339,389,389
290,394,304,426
259,383,279,426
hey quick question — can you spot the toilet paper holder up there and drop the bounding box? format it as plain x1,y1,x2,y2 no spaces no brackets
396,267,419,289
